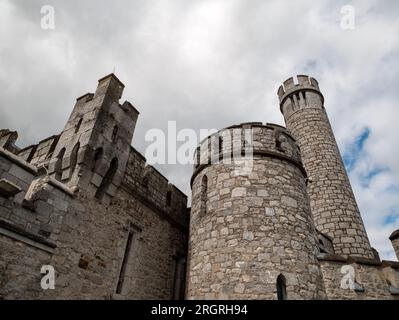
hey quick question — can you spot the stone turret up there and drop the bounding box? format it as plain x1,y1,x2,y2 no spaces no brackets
277,75,373,259
48,74,139,203
187,122,326,299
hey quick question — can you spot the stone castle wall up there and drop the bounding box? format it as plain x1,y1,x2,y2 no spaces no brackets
1,74,398,300
318,254,399,300
0,74,188,300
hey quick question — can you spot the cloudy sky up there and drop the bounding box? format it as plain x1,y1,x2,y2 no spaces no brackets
0,0,398,260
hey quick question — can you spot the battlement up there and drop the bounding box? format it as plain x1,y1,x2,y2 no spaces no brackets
193,121,302,170
123,147,188,228
277,74,323,106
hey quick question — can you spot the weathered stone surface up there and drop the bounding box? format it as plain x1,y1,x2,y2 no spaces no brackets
1,74,398,301
0,74,188,300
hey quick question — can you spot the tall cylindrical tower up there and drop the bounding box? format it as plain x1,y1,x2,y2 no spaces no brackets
278,75,373,259
187,123,326,299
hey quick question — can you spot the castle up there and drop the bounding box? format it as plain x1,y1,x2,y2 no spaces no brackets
0,74,398,300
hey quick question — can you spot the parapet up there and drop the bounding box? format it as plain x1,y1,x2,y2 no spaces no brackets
277,74,323,106
121,147,188,230
191,122,305,185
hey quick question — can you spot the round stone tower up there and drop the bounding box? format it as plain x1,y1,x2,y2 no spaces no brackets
187,123,326,299
278,75,373,259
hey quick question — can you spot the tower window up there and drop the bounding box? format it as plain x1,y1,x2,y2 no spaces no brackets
92,147,103,172
276,274,287,300
54,147,66,181
200,175,208,216
116,225,141,294
112,125,118,142
75,118,83,133
95,157,118,200
172,255,186,300
69,142,80,180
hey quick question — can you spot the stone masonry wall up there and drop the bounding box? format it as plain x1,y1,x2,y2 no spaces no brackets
319,255,399,300
0,145,188,299
0,74,189,300
36,190,187,300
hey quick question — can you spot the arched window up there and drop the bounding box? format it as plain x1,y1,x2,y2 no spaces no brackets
92,147,103,172
54,147,66,181
276,274,287,300
200,175,208,216
75,118,83,133
69,142,80,180
112,125,118,142
166,190,172,206
95,157,118,200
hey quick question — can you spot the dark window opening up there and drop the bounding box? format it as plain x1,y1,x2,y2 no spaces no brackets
92,147,103,172
112,125,118,142
69,142,80,180
276,274,287,300
75,118,83,133
116,230,135,294
95,157,118,200
54,147,66,181
200,175,208,216
172,256,186,300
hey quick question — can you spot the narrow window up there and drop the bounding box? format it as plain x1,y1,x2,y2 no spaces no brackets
172,256,186,300
166,190,172,206
69,142,80,180
200,175,208,216
275,133,284,152
218,136,223,154
116,226,141,294
95,157,118,199
92,147,103,172
276,274,287,300
112,125,118,142
75,118,83,133
54,147,66,181
302,91,308,107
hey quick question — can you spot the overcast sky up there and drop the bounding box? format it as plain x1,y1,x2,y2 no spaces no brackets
0,0,398,260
